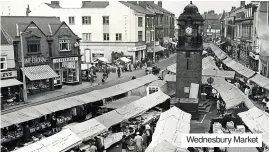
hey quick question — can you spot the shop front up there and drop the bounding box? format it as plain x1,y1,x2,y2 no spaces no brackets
52,56,81,85
1,70,23,106
127,45,146,63
249,51,259,71
21,56,59,95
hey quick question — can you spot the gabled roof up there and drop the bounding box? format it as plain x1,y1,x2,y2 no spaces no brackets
119,1,155,15
45,3,62,8
145,2,174,15
81,1,109,8
51,21,79,39
1,16,61,40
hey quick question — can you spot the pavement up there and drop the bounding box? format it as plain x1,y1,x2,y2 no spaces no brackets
2,54,177,114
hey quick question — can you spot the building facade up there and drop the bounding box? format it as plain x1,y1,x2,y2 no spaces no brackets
1,28,23,104
1,16,81,96
203,10,221,42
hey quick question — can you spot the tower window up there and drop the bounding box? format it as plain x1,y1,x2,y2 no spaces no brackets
187,59,189,70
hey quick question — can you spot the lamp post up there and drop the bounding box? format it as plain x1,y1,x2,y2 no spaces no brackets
151,26,156,63
20,31,32,103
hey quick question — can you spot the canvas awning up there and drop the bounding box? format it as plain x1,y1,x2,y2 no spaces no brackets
13,141,50,152
40,129,82,152
67,119,107,141
147,45,166,53
94,57,108,63
250,74,269,87
100,96,141,109
146,107,191,152
22,65,58,81
117,57,131,63
1,78,22,88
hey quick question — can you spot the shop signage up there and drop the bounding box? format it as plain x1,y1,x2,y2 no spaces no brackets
53,57,78,63
1,70,17,79
127,45,146,52
24,56,47,65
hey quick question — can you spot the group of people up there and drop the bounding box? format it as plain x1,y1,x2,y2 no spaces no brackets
121,124,153,152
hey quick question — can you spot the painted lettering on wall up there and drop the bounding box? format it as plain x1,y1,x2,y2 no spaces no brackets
1,70,17,79
24,56,47,64
53,57,78,63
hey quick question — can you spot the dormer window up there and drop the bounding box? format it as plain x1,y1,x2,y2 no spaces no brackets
59,39,71,51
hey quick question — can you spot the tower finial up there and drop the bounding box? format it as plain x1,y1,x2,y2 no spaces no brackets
190,1,192,4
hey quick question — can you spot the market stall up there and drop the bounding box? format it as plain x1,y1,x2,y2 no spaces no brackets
13,141,50,152
208,43,228,60
100,96,141,109
146,107,191,152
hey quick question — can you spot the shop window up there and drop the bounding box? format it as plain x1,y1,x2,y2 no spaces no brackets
116,33,122,41
148,86,159,95
69,16,75,24
0,56,7,70
138,17,143,27
63,69,78,83
103,33,109,41
59,39,71,51
82,16,91,24
27,40,40,53
103,16,109,25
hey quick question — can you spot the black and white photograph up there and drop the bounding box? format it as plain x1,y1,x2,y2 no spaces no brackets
0,0,269,152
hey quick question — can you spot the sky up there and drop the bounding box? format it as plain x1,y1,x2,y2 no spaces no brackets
0,0,250,17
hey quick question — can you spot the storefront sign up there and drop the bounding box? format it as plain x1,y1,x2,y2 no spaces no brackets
127,45,146,51
53,57,78,63
24,56,47,65
1,70,17,79
62,62,76,69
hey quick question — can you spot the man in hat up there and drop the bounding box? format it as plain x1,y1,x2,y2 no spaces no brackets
134,132,143,152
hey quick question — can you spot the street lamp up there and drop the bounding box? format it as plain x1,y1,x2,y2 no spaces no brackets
20,31,32,103
150,27,156,63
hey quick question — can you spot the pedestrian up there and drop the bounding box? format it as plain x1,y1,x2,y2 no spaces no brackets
217,99,221,114
244,86,250,97
134,132,143,152
95,136,104,152
89,142,98,152
117,67,121,78
142,132,148,151
127,136,135,152
145,125,152,145
15,92,20,103
121,135,128,152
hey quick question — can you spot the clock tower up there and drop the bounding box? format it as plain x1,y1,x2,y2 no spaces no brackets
176,2,204,117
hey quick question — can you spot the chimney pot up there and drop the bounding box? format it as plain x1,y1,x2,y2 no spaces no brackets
51,1,60,6
158,1,162,7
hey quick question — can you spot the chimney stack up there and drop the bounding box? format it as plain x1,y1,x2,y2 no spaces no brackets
158,1,162,7
240,1,245,7
82,1,91,7
26,4,31,16
51,1,60,6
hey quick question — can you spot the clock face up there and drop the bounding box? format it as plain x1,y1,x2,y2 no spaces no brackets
185,27,193,35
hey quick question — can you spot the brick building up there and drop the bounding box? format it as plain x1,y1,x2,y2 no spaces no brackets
1,16,81,96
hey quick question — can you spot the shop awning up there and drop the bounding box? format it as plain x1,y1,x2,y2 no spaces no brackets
22,65,58,81
100,96,141,109
67,119,107,141
94,57,108,63
13,141,50,152
249,74,269,87
146,107,191,152
117,57,131,63
147,45,166,53
1,78,22,88
40,129,82,152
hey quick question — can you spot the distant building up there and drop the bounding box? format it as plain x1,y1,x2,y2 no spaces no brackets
202,10,221,41
30,1,175,63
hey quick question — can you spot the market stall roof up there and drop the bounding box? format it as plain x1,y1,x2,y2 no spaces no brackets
100,96,141,109
226,147,259,152
146,107,191,152
94,57,108,63
249,74,269,87
117,57,131,63
148,80,167,88
209,43,227,60
22,65,58,81
202,56,218,70
40,129,82,152
1,78,22,88
67,119,107,141
202,69,235,79
95,91,170,128
146,140,189,152
147,45,166,53
226,61,255,78
13,141,50,152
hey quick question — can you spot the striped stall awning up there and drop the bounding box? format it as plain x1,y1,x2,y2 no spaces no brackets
21,65,58,81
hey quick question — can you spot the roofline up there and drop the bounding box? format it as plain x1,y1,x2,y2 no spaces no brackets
22,21,47,37
1,16,59,18
52,21,80,40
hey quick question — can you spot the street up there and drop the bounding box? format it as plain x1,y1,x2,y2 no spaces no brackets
2,55,177,114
